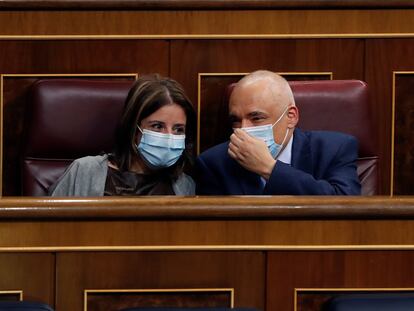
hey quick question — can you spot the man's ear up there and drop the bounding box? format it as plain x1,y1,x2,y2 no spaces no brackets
287,106,299,129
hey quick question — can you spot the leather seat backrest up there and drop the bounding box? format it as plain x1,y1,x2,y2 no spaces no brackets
22,79,133,196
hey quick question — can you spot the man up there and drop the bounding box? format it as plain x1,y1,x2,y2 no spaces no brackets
195,70,361,195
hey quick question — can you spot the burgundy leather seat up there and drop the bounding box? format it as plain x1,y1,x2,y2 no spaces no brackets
22,79,133,196
229,80,377,195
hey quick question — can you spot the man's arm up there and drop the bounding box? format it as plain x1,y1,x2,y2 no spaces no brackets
195,156,224,195
264,136,361,195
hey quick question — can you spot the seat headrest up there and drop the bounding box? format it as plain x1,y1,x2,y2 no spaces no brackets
25,79,133,159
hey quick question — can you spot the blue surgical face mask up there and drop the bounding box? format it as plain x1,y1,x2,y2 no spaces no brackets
136,126,186,169
241,105,290,159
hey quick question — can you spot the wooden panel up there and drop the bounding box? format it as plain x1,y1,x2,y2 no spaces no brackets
393,73,414,195
267,250,414,311
56,251,265,311
0,253,54,306
171,39,364,107
365,39,414,195
0,40,168,74
2,0,414,10
1,10,414,36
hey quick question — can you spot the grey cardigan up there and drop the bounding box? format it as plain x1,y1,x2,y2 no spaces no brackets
49,154,195,196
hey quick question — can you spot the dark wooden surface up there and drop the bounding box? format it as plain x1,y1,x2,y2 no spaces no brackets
394,74,414,195
268,251,414,311
2,10,414,36
1,0,414,10
56,251,265,311
365,39,414,195
0,253,54,305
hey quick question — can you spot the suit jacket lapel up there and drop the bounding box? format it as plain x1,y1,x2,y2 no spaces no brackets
291,128,313,175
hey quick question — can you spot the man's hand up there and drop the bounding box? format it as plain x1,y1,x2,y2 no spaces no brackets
228,128,276,180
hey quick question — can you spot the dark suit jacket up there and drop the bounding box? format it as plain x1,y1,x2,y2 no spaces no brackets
195,128,361,195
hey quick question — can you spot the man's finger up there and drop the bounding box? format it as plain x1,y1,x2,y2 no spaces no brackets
228,141,238,153
233,128,250,141
230,132,244,146
228,148,237,160
235,128,256,143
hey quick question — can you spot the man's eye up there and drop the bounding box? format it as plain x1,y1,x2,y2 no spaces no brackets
252,116,264,121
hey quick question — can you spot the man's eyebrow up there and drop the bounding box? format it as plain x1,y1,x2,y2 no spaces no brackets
228,113,239,121
247,111,267,117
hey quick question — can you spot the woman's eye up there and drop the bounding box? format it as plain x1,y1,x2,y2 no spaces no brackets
151,124,163,130
174,127,185,134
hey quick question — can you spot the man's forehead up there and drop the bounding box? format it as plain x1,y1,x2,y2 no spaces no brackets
229,100,272,117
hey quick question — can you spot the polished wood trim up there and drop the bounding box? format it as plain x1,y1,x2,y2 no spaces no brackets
3,34,414,40
7,245,414,253
1,0,414,10
1,197,414,220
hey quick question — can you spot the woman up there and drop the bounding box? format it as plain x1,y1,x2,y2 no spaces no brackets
49,74,196,196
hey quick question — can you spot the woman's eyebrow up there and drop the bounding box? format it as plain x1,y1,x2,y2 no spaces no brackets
147,120,165,124
173,123,186,128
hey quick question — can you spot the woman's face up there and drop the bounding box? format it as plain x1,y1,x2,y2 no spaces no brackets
138,103,187,138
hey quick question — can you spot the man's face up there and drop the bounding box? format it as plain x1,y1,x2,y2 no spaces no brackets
229,80,290,144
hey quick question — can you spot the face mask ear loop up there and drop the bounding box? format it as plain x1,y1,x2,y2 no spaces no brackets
281,127,290,146
273,128,290,159
136,125,143,134
272,105,290,128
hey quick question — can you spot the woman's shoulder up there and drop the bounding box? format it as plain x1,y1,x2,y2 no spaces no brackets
172,172,195,195
49,154,109,196
73,154,109,169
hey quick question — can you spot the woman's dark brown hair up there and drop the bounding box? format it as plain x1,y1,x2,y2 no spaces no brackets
111,74,196,177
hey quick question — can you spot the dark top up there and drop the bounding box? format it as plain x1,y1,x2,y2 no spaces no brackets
104,167,174,195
